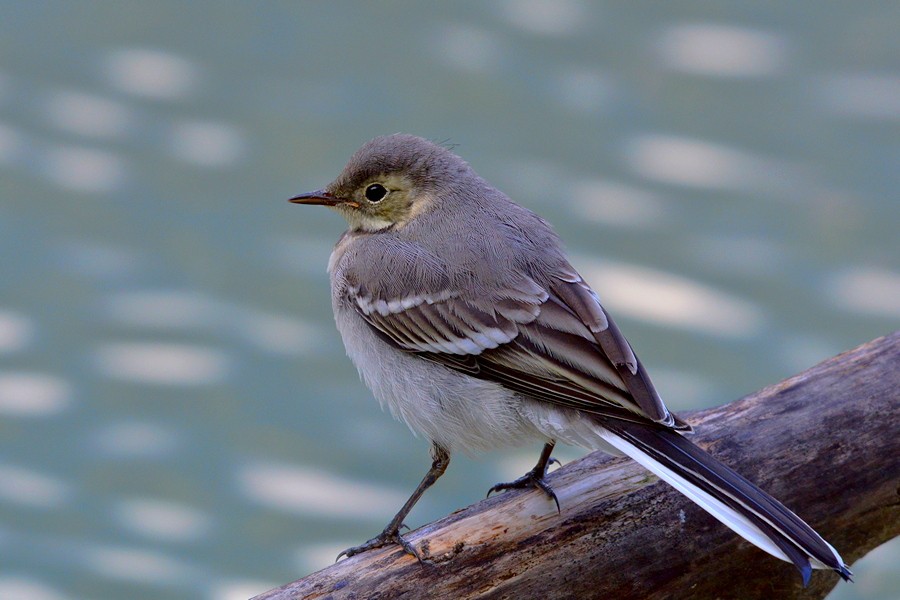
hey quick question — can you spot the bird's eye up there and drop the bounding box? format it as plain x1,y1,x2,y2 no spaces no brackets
364,183,388,203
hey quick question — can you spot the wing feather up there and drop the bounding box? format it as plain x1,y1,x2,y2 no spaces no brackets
550,272,673,426
348,268,681,429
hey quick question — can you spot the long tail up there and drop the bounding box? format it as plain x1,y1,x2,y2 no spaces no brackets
597,419,852,585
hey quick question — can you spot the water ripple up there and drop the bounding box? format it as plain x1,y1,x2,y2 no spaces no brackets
625,134,785,192
0,577,70,600
819,72,900,121
209,579,277,600
169,119,245,167
94,342,231,386
91,421,180,459
113,497,212,543
0,372,71,417
827,267,900,320
43,90,135,140
432,23,506,74
569,179,667,229
103,48,200,101
41,144,127,193
0,309,34,353
656,23,789,78
0,463,71,509
0,121,25,166
577,258,766,338
496,0,588,36
236,462,408,519
83,544,198,585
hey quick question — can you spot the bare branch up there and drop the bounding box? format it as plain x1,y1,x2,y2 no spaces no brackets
254,331,900,600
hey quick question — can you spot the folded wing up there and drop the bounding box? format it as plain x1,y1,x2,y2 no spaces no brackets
349,267,683,429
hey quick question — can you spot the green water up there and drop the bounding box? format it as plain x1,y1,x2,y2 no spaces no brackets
0,2,897,599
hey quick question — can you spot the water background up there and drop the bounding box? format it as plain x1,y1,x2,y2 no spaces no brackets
0,2,897,599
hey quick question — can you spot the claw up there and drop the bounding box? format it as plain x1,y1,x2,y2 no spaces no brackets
487,469,560,514
336,527,430,563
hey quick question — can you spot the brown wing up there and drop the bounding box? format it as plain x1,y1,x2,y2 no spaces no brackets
348,268,685,429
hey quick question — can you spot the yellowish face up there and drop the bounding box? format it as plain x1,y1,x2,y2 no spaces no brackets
329,173,420,232
293,135,461,232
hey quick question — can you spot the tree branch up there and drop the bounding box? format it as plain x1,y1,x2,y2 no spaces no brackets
254,331,900,600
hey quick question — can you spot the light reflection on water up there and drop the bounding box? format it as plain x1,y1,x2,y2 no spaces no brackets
0,2,897,599
103,48,200,101
235,463,409,519
0,463,71,509
0,372,71,417
655,23,790,78
577,258,767,337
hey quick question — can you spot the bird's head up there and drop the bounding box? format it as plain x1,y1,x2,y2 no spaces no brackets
290,134,472,232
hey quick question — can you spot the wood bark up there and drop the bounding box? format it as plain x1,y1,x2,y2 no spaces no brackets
254,331,900,600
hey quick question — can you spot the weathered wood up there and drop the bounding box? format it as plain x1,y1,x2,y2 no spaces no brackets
254,332,900,600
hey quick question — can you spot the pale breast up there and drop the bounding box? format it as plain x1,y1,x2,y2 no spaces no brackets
327,231,551,453
331,293,544,454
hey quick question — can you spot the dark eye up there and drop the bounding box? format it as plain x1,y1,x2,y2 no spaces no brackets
365,183,388,203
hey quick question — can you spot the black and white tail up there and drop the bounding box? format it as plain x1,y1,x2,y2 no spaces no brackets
598,420,852,585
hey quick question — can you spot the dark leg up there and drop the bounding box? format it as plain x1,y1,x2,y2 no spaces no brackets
487,440,560,512
337,443,450,562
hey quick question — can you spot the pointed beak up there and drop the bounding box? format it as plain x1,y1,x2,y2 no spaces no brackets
288,189,360,208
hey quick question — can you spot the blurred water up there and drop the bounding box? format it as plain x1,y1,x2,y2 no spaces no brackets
0,2,897,599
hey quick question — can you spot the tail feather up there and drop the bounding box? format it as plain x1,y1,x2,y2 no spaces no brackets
597,420,852,583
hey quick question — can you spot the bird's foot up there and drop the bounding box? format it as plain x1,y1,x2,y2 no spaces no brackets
336,524,430,563
487,458,560,513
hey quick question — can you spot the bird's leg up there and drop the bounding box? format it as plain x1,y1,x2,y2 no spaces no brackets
487,440,560,512
337,443,450,563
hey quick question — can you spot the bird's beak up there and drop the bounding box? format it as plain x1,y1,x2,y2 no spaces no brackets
288,189,359,208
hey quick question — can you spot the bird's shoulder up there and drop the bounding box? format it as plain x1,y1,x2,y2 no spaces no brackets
327,227,451,313
331,196,565,303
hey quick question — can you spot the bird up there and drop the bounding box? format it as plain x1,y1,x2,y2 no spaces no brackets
289,133,851,585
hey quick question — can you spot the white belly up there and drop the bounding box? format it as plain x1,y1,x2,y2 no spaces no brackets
334,305,547,454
